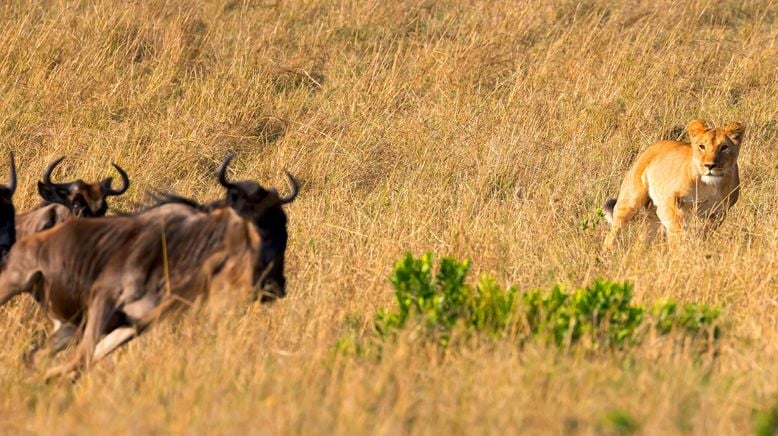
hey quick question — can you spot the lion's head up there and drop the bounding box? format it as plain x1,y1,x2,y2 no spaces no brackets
688,120,745,185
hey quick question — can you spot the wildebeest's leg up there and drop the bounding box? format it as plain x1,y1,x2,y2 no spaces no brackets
44,293,115,381
91,295,180,363
24,321,78,368
48,322,78,354
0,269,42,306
92,326,137,361
87,249,224,367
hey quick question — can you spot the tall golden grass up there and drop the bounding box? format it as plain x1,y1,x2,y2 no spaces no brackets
0,0,776,433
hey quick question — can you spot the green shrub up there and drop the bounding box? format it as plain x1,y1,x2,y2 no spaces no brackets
602,409,640,435
754,401,778,436
651,299,721,337
375,253,517,345
521,279,644,348
374,253,722,350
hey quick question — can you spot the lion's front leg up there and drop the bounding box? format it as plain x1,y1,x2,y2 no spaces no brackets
701,211,727,238
645,208,664,244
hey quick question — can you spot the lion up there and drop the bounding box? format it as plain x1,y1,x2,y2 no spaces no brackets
603,120,744,248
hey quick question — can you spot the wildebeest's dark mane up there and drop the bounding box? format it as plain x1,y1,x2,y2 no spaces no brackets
113,191,210,216
147,191,208,211
113,191,230,216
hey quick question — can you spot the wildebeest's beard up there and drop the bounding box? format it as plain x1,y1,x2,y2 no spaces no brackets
217,155,298,301
0,153,17,261
225,185,290,301
0,193,15,261
254,208,289,302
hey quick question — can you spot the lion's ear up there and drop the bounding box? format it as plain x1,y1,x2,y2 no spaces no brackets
724,121,745,144
687,120,707,138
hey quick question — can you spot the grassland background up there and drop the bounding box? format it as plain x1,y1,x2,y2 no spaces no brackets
0,0,776,434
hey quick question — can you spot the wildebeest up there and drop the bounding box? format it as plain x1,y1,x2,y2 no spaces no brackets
15,157,130,239
0,152,17,260
0,155,298,379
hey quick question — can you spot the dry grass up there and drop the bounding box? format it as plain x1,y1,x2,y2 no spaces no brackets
0,0,776,433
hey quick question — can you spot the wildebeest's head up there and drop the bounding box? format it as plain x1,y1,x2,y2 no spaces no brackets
0,152,17,260
217,155,298,302
37,157,130,217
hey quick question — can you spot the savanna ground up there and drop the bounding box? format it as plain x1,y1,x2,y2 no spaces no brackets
0,0,776,434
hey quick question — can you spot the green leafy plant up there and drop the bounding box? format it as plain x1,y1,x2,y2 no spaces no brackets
651,299,721,337
375,253,517,345
578,208,606,231
603,409,640,435
374,253,722,350
521,279,644,348
754,400,778,436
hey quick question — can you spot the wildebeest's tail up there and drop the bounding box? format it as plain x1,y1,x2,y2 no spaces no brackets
603,198,617,225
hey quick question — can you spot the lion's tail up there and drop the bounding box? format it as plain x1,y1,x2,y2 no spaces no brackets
603,198,617,225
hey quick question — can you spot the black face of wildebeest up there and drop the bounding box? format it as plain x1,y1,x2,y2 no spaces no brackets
36,157,130,217
217,156,298,301
0,152,16,260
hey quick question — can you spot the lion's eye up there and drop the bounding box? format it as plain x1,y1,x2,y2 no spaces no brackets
698,144,705,151
720,145,729,152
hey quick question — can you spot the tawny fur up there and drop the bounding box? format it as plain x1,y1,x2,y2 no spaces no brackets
604,120,744,248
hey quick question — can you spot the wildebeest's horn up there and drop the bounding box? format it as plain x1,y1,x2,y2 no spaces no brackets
42,156,66,186
279,171,299,205
217,154,238,190
104,163,130,196
7,152,16,194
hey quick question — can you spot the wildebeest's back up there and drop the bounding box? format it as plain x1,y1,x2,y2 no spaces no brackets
15,203,72,239
104,207,257,307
